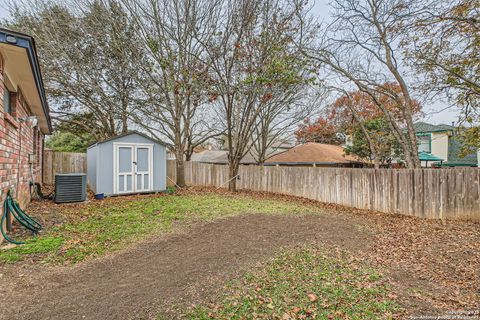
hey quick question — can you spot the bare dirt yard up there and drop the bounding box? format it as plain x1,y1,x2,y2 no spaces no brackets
0,188,478,319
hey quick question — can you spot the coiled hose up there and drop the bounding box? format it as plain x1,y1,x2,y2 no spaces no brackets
1,191,43,244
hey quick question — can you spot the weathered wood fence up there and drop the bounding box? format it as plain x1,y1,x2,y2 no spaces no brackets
42,156,479,220
43,150,87,184
167,160,480,220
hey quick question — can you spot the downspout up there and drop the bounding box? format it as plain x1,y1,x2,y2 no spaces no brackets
40,131,45,184
15,120,23,200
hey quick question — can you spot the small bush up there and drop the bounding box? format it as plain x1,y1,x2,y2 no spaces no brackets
166,186,176,195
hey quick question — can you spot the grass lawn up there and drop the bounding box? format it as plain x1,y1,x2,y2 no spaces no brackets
2,189,477,318
186,248,398,320
0,192,323,264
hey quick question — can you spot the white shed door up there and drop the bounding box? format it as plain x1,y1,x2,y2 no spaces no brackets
114,143,153,194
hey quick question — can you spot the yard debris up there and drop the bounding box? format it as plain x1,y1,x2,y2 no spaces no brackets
307,293,317,302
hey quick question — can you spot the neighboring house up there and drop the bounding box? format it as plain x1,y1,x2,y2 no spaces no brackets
251,140,295,161
190,141,293,165
414,122,478,167
264,142,366,167
167,145,212,161
190,150,257,165
0,28,51,210
207,135,294,163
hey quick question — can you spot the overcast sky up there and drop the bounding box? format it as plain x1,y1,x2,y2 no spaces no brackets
0,0,459,125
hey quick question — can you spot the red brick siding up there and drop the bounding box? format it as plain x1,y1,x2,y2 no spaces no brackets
0,51,45,242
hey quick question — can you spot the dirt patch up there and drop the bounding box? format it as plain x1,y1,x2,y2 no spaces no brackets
0,213,370,320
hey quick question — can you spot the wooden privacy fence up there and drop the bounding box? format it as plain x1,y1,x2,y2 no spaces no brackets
43,150,87,184
167,160,480,220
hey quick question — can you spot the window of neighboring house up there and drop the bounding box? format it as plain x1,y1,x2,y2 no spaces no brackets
3,85,12,114
417,134,431,153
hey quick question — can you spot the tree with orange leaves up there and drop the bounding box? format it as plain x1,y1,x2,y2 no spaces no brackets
295,117,342,145
330,83,422,128
330,85,422,168
296,84,422,168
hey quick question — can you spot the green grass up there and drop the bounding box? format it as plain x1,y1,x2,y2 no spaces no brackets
0,193,322,264
0,237,63,263
187,248,398,319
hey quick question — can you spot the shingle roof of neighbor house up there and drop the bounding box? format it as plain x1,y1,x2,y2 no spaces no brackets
190,150,257,164
413,122,454,133
444,137,478,166
264,143,361,165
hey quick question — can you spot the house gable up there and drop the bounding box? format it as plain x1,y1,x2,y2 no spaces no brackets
413,121,478,167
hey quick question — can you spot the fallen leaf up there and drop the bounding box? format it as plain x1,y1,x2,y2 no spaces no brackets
282,312,291,319
307,293,317,302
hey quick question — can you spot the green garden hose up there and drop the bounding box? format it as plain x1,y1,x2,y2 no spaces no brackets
1,191,43,244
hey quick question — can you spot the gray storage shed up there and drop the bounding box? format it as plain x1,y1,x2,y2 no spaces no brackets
87,131,167,196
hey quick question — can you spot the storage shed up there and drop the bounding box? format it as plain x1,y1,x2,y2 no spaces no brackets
87,131,167,196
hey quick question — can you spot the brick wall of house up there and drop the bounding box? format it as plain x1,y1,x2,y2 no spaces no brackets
0,52,45,242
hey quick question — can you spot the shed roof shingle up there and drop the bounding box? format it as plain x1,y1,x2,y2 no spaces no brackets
88,131,168,148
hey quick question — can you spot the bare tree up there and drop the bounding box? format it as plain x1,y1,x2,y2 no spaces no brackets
8,0,144,140
301,0,427,168
122,0,223,187
251,88,320,163
201,0,311,191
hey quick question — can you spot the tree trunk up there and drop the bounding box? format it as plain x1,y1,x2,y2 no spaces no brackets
373,15,421,168
345,98,380,169
175,152,186,187
185,145,193,162
401,142,415,168
404,113,421,168
228,161,239,192
257,150,266,164
121,113,128,133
